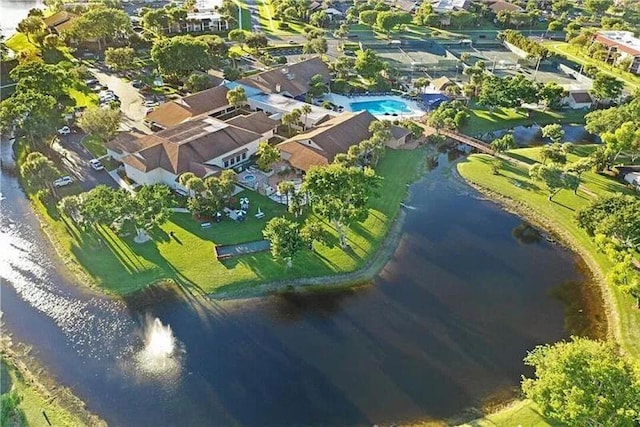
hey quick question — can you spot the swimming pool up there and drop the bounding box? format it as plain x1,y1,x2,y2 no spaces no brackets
350,99,412,115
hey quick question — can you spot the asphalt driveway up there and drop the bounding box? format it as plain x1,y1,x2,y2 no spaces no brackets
54,132,118,192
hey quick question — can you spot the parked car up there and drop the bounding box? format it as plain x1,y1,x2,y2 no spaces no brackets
132,80,143,88
85,78,99,86
143,100,159,107
173,187,189,197
57,126,71,135
89,159,104,170
53,176,74,187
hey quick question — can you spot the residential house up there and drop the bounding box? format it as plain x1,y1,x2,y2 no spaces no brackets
276,111,410,172
108,115,275,188
566,91,593,109
482,0,522,13
594,31,640,75
145,85,232,130
238,57,332,100
43,11,78,34
431,0,469,13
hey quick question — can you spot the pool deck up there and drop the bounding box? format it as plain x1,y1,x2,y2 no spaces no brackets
324,94,426,120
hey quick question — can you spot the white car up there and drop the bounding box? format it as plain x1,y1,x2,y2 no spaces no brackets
89,159,104,170
53,176,74,187
57,126,71,135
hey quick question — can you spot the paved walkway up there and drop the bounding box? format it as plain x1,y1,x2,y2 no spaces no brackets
107,169,135,193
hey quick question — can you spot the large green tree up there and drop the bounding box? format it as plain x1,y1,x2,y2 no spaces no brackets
0,89,58,148
151,35,212,78
226,85,247,109
256,142,280,172
70,7,131,49
10,60,71,99
105,47,136,71
77,107,121,142
522,337,640,426
17,16,44,44
263,217,305,267
19,152,59,193
591,73,624,105
302,163,380,248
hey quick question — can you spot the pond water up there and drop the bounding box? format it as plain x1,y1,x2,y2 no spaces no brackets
0,0,44,37
483,124,600,147
0,140,604,426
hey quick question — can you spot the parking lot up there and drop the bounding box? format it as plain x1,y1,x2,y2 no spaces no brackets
54,132,119,192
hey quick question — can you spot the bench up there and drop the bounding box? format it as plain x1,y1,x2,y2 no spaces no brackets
200,222,212,228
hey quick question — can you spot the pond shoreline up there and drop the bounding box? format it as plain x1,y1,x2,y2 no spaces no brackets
1,328,106,426
455,167,615,342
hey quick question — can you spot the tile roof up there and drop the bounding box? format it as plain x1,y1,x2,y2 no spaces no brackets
105,131,148,155
145,85,230,128
569,91,592,104
224,111,279,135
239,57,331,98
277,141,329,172
120,117,261,175
43,11,77,30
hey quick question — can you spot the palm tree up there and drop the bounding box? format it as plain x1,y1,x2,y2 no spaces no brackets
300,104,312,130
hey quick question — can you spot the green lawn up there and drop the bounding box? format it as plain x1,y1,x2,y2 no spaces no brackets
233,0,251,31
68,88,98,108
31,148,426,295
80,135,107,158
462,106,587,135
254,0,311,35
458,146,640,359
0,359,89,427
459,400,554,427
544,42,640,91
6,33,39,55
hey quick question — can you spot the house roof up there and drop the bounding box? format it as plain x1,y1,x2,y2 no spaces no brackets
484,0,522,12
105,131,147,155
431,76,455,91
569,91,592,104
146,85,230,128
121,117,261,175
238,57,331,98
284,111,377,161
395,0,417,12
225,111,279,135
277,141,329,172
43,11,77,31
391,125,412,140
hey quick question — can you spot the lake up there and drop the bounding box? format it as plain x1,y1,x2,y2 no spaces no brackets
0,141,604,425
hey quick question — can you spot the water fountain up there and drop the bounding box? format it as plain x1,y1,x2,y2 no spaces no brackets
136,317,181,377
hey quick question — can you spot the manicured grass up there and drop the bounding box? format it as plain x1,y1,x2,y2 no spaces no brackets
254,0,310,35
0,359,87,427
544,42,640,91
80,135,107,158
233,0,251,31
68,88,98,108
457,146,640,360
31,148,426,295
462,106,586,135
5,33,39,55
460,400,553,427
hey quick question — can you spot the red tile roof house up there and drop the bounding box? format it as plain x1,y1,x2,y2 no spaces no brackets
238,57,331,100
276,111,411,172
144,85,233,130
107,112,278,190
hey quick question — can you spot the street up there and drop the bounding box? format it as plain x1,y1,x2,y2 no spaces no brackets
54,133,119,191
